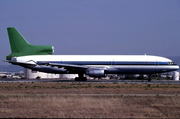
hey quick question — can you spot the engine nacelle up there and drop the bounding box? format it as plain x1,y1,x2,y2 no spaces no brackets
86,69,105,78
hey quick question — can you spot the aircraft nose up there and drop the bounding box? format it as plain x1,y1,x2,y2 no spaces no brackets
173,65,179,71
165,65,179,72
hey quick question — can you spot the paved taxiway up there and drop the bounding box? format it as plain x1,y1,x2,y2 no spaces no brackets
0,78,180,84
0,93,180,97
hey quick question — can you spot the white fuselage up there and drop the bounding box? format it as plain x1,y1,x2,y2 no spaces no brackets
11,55,179,75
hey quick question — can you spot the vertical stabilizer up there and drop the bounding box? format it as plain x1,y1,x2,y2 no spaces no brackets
7,27,29,53
6,27,53,60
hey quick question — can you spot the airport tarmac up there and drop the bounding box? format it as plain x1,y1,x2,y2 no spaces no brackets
0,78,180,84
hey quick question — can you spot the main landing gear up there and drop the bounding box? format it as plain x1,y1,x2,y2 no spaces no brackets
75,74,87,81
147,74,152,82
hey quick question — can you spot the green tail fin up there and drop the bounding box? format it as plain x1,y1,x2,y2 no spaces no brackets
6,27,53,60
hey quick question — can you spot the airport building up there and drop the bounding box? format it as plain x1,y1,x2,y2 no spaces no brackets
24,68,78,79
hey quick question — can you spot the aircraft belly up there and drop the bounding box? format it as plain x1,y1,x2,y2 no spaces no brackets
106,65,176,74
15,63,178,75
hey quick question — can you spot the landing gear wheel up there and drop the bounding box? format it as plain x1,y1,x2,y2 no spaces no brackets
147,74,152,82
82,77,87,81
75,77,87,81
148,79,152,82
75,77,81,81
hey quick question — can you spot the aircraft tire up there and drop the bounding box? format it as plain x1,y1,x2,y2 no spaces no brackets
82,77,87,81
75,77,87,81
75,77,80,81
148,79,152,82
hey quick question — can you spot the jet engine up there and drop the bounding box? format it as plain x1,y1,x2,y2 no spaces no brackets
86,69,105,78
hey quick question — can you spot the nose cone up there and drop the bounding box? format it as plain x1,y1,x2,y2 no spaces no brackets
165,65,179,72
171,65,179,71
175,65,179,70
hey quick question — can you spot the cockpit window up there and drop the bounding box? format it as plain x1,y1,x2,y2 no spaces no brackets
169,62,174,65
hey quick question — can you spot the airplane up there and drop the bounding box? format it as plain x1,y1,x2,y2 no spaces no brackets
6,27,179,81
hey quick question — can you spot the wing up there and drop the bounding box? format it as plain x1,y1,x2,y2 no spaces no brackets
6,60,108,72
48,63,88,69
38,62,108,70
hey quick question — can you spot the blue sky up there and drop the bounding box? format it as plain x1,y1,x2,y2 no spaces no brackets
0,0,180,65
